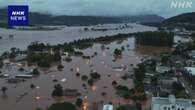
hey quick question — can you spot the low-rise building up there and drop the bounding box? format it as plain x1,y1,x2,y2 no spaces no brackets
184,67,195,76
152,95,195,110
160,77,178,94
103,104,113,110
183,67,195,89
188,51,195,59
156,65,171,74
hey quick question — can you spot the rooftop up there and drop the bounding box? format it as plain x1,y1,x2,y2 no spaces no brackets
152,95,193,107
184,67,195,76
103,104,113,110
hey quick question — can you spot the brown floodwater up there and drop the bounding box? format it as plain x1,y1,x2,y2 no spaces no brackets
0,36,176,110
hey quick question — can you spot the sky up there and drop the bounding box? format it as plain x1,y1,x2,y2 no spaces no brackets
0,0,194,18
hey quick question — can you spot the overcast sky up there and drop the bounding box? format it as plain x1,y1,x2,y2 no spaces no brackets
0,0,194,18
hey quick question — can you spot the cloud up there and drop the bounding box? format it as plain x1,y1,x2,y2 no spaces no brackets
0,0,194,17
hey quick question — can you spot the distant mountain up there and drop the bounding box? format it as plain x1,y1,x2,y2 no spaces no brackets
162,12,195,30
0,8,164,26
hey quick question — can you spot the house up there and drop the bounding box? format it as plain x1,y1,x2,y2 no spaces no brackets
184,67,195,77
103,104,113,110
188,50,195,59
186,60,195,67
14,54,27,62
160,77,177,89
152,95,195,110
159,77,177,94
183,67,195,89
156,65,171,74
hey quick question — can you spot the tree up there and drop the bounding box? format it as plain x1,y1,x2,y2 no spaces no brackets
18,67,24,71
81,75,88,81
172,82,185,98
134,64,145,83
48,102,76,110
151,76,158,86
87,79,94,86
191,33,195,41
36,108,43,110
135,31,174,47
30,84,36,89
75,98,83,107
32,68,40,75
116,106,126,110
0,58,3,68
90,72,101,80
115,85,132,99
114,48,122,56
112,80,118,86
161,55,169,65
53,51,61,61
52,84,63,97
1,86,7,95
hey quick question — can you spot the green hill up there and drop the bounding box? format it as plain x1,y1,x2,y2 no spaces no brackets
162,12,195,30
0,8,164,27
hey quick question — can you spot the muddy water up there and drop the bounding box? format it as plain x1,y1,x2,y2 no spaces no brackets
0,23,157,54
0,37,174,110
0,23,190,110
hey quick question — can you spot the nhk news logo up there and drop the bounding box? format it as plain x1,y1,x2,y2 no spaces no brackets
170,0,193,8
8,5,29,27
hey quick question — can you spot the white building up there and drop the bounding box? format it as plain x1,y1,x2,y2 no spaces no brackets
184,67,195,76
103,104,113,110
156,65,171,73
152,95,195,110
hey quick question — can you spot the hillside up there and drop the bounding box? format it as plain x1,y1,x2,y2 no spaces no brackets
162,12,195,30
0,8,164,27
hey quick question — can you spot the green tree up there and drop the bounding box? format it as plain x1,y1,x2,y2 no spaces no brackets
134,64,145,82
114,48,122,56
48,102,76,110
81,75,88,81
1,86,8,95
0,58,3,68
52,84,63,97
75,98,83,107
32,68,40,75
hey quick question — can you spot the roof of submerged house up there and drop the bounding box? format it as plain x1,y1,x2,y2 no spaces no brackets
184,67,195,76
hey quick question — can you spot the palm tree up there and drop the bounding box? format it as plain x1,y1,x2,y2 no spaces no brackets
1,86,8,95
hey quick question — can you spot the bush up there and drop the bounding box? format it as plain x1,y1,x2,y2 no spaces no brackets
38,59,51,67
48,102,76,110
115,85,132,99
114,48,122,56
18,67,25,71
31,68,40,75
87,79,94,86
52,84,63,97
112,80,118,86
75,98,83,107
81,75,88,81
90,72,101,80
0,59,3,68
